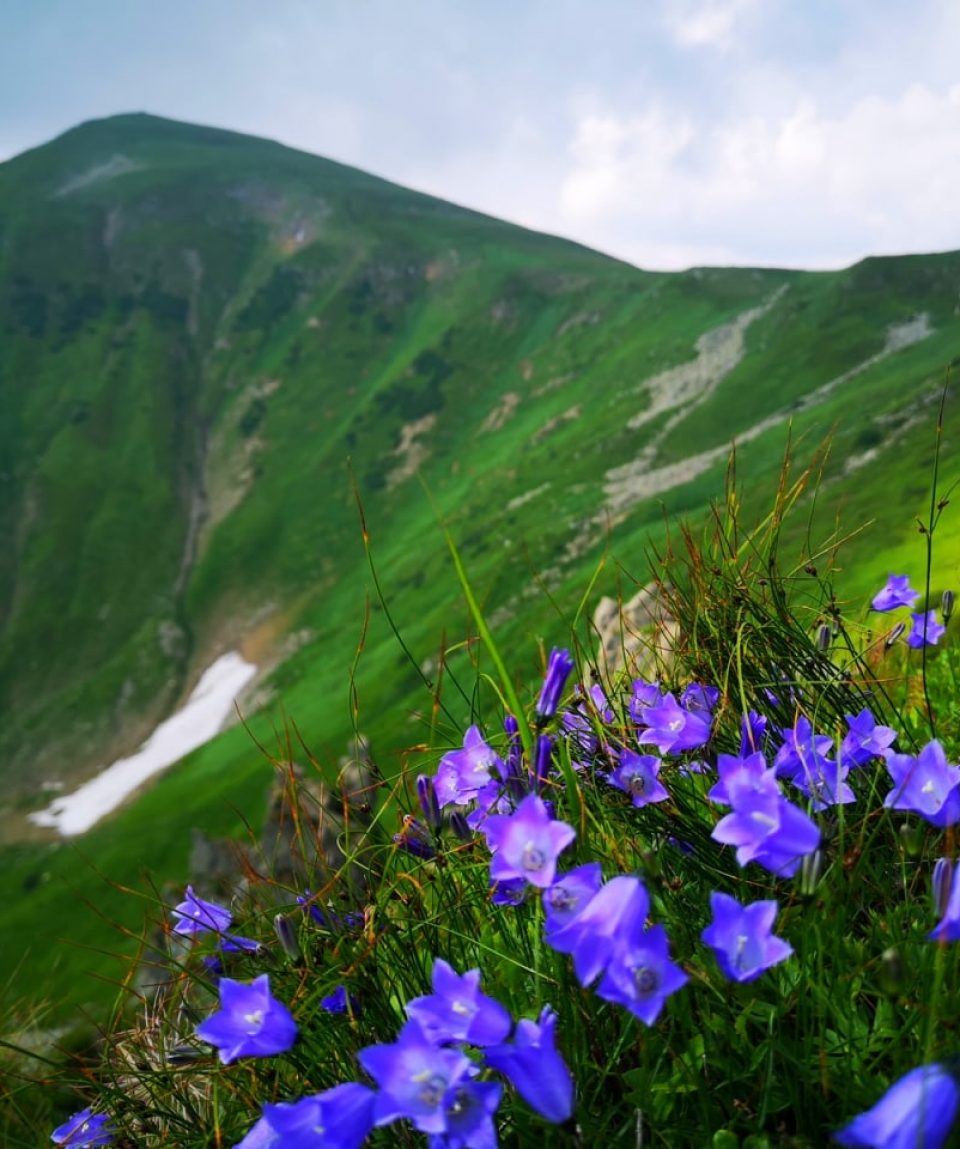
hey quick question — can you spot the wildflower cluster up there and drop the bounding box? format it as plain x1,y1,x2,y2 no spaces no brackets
52,568,960,1147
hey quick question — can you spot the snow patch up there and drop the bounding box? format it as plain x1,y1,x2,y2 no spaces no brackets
28,652,257,837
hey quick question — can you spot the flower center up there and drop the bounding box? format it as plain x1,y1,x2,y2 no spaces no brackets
627,773,647,795
634,965,659,996
413,1070,448,1108
447,1087,473,1118
549,886,575,912
243,1009,264,1032
522,841,546,871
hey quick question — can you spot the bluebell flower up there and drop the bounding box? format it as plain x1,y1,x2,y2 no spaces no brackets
358,1019,475,1134
871,574,920,612
701,892,793,983
195,974,297,1064
435,727,505,809
635,692,711,754
908,610,946,648
595,923,688,1025
483,794,576,890
252,1083,376,1149
840,709,897,769
547,874,650,987
707,752,768,806
884,740,960,828
405,958,511,1046
607,751,669,808
543,863,604,943
172,886,233,935
320,985,360,1015
773,716,833,784
50,1108,114,1147
711,766,820,877
739,710,768,756
486,1005,574,1123
834,1063,958,1148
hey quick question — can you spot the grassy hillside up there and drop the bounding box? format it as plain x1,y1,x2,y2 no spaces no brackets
0,114,958,1015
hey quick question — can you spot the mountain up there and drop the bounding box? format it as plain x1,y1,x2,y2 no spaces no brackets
0,114,957,1010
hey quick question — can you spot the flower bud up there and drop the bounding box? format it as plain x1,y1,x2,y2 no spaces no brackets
534,734,554,790
416,774,442,832
877,947,906,996
942,589,955,624
448,810,473,840
798,849,824,897
899,820,924,858
885,621,906,648
536,648,574,721
273,913,301,962
816,623,832,651
933,857,954,917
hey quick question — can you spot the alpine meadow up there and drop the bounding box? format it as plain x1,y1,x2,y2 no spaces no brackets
3,113,960,1147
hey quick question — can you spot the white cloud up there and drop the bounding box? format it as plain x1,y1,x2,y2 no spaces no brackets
663,0,756,49
556,82,960,267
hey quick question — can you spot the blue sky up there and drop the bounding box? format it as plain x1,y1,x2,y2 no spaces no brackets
3,0,958,269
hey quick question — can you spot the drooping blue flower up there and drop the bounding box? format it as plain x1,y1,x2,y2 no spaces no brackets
680,683,720,715
790,754,855,813
834,1063,958,1148
547,874,650,987
884,740,960,828
405,959,511,1046
607,750,670,808
50,1108,114,1147
485,1005,574,1123
840,709,897,769
172,886,233,935
536,648,575,720
252,1083,376,1149
195,974,297,1064
594,923,688,1026
711,766,820,877
435,727,505,809
320,985,360,1015
740,710,768,756
534,733,555,790
700,892,793,983
543,863,604,943
417,774,443,832
773,716,834,784
629,679,663,723
707,752,768,806
908,610,946,648
871,574,921,613
635,692,712,755
426,1079,502,1149
358,1019,474,1134
928,857,960,942
483,794,576,890
394,815,437,859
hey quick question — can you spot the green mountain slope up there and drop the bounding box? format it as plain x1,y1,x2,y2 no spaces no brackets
0,114,958,1011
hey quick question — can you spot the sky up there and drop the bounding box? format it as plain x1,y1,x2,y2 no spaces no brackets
2,0,959,271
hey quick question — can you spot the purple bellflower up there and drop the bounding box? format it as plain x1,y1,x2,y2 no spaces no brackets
195,974,297,1064
252,1084,376,1149
358,1019,476,1135
871,574,921,613
636,692,712,755
834,1063,959,1148
435,727,505,809
790,754,855,813
547,874,650,987
536,648,575,720
172,886,233,935
51,1108,114,1148
485,1005,574,1123
680,683,720,715
405,959,512,1046
629,679,663,723
543,863,604,943
740,710,769,756
607,751,670,808
884,740,960,828
707,752,768,806
908,610,946,648
841,709,897,769
425,1080,502,1149
701,892,793,983
711,767,820,877
595,923,688,1025
483,793,576,890
773,717,834,784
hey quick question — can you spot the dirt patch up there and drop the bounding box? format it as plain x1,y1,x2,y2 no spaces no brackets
480,392,521,433
386,413,437,489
